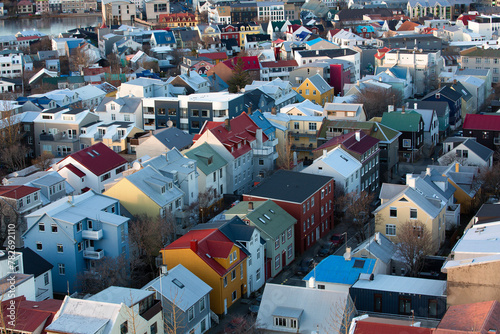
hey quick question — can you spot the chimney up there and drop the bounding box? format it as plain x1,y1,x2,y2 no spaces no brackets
355,130,361,141
190,240,198,253
401,105,405,114
406,174,416,189
375,232,381,245
316,50,319,55
426,167,431,176
248,102,253,115
225,118,231,131
271,106,277,115
323,149,327,157
453,79,457,85
414,103,418,110
344,247,352,261
248,201,254,211
455,162,460,173
308,276,315,289
256,128,263,148
388,105,394,113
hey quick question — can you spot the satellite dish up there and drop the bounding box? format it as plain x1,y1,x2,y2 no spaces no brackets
167,120,173,128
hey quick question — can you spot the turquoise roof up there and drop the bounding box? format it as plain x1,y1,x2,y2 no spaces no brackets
184,143,227,176
381,110,422,132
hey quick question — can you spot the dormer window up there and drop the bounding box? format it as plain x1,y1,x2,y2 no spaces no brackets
161,185,166,194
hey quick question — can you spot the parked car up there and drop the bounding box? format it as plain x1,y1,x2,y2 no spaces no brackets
317,241,334,257
330,233,345,247
295,257,314,275
249,304,260,315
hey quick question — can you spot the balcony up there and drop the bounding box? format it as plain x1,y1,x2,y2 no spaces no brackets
291,143,314,152
94,133,104,141
40,132,78,142
83,249,104,260
494,137,500,145
82,229,103,240
253,146,273,156
290,131,317,139
267,137,279,147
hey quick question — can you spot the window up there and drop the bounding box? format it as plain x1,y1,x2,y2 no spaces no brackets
200,319,206,332
275,254,280,270
294,122,299,130
223,276,228,287
309,122,317,131
58,263,65,275
36,242,43,251
390,207,397,218
428,299,438,318
287,244,293,258
150,322,158,334
51,224,58,233
257,248,260,259
231,269,236,281
386,224,396,236
318,284,325,289
311,197,314,207
232,290,237,301
399,297,411,315
44,273,49,285
256,268,261,281
39,223,45,232
240,263,243,279
374,294,382,312
78,242,83,252
281,232,285,244
410,208,417,219
303,204,306,213
199,296,206,312
57,244,63,253
76,222,82,232
188,306,194,321
287,227,292,239
275,238,280,249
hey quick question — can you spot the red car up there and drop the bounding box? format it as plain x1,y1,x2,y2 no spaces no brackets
330,233,345,247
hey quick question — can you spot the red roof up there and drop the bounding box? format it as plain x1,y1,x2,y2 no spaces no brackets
193,121,223,142
16,36,40,41
158,12,196,23
57,142,127,176
288,24,302,33
375,47,392,60
354,321,433,334
59,163,86,177
316,131,379,154
463,114,500,131
1,297,62,333
260,60,298,68
222,56,261,71
100,22,108,29
201,52,227,60
0,185,39,199
199,113,268,159
435,300,500,333
273,39,285,44
164,229,247,276
457,14,477,26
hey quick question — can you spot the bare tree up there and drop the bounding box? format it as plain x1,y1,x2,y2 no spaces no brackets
338,191,375,242
139,59,160,73
0,104,28,172
31,151,55,170
76,255,131,294
128,214,166,273
198,11,208,24
276,134,294,170
162,290,186,334
351,86,403,120
322,296,357,334
438,151,472,166
478,162,500,200
69,47,94,73
224,314,260,334
396,220,433,277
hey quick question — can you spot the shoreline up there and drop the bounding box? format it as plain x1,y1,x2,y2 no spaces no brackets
0,12,102,21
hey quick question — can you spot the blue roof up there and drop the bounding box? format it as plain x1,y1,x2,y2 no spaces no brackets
355,25,375,33
303,255,376,285
304,37,332,46
66,39,84,50
297,31,311,41
249,110,276,139
136,70,161,80
153,31,176,45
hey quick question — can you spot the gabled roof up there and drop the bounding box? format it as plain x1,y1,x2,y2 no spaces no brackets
245,170,332,203
225,200,296,238
460,138,493,162
163,228,247,277
0,185,38,199
260,59,298,68
1,296,62,333
142,264,212,312
19,247,53,277
57,142,127,176
381,110,422,132
309,146,362,178
148,126,194,150
463,114,500,132
413,100,449,117
352,232,396,265
184,142,228,176
305,74,332,94
316,131,379,155
303,255,376,285
59,163,86,178
88,286,154,307
222,56,261,71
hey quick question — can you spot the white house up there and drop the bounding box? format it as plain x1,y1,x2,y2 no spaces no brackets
302,147,362,196
405,105,439,147
73,85,107,110
439,137,493,167
53,142,129,194
117,77,170,98
94,96,143,128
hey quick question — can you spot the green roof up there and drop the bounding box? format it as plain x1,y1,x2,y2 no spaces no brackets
225,200,296,238
42,76,85,85
318,120,400,143
381,111,422,132
184,143,227,176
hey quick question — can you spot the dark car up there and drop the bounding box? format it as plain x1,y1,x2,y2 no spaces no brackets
317,242,334,257
295,257,314,275
330,233,345,247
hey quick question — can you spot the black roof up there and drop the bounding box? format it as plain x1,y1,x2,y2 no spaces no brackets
298,48,357,58
475,203,500,221
19,247,53,277
64,108,86,115
414,100,449,117
245,170,333,203
42,107,66,114
336,8,393,21
246,34,271,42
423,86,462,103
244,89,275,110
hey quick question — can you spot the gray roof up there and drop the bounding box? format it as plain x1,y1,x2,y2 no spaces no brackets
151,127,194,150
245,170,333,203
95,96,142,114
352,274,446,296
461,138,493,162
143,148,196,177
142,264,212,312
307,73,332,94
352,232,396,265
414,100,449,117
88,286,154,307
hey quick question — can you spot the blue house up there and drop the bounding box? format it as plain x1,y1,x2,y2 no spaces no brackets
303,254,376,291
350,274,447,319
22,190,130,295
422,86,462,128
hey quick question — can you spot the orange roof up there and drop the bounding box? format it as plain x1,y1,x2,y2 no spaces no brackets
435,300,500,333
397,21,420,31
354,321,433,334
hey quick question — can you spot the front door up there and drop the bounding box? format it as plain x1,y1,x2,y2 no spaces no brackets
224,298,227,315
316,226,320,240
282,251,286,267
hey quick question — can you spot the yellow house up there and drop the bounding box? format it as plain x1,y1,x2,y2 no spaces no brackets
161,228,247,315
103,165,185,218
239,23,262,48
293,73,334,106
373,183,446,253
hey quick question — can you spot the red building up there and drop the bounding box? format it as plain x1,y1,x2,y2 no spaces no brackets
243,170,334,254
